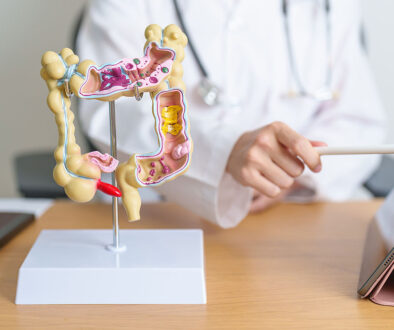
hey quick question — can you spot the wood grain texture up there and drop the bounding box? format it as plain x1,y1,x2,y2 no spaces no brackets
0,200,392,329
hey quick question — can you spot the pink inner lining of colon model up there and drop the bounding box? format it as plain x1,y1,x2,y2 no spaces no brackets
86,151,119,173
136,89,191,185
79,43,175,97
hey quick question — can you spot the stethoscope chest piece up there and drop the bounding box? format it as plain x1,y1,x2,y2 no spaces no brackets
198,77,221,106
312,88,338,102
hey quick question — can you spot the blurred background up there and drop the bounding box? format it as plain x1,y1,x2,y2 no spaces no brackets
1,0,393,198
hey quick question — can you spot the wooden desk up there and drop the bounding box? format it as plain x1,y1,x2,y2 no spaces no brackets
0,200,393,329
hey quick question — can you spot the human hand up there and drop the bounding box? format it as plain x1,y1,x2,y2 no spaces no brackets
226,121,326,198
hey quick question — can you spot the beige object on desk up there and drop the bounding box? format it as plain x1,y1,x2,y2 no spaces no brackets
1,201,394,329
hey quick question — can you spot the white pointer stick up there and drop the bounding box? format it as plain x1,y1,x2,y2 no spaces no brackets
315,145,394,156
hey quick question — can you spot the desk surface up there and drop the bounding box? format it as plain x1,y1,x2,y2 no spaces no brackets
0,200,393,329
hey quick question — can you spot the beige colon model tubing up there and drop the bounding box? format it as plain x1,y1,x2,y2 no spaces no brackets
40,24,191,223
40,49,119,203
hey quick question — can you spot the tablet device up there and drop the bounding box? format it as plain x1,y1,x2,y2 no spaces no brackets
0,212,34,247
358,190,394,305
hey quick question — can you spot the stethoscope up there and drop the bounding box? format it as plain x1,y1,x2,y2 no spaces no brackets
173,0,221,106
282,0,337,101
173,0,337,106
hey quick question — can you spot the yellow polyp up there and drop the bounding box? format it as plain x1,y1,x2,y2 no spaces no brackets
162,123,182,136
161,106,179,123
161,105,182,135
168,105,182,112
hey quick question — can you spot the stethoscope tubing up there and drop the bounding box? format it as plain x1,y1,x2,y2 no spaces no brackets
282,0,333,98
173,0,208,78
174,0,334,102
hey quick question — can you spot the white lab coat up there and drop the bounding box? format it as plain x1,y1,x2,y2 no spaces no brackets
77,0,386,228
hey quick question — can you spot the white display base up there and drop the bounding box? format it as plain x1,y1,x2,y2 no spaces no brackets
15,229,206,304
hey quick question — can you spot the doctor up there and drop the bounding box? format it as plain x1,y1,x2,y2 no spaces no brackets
77,0,386,228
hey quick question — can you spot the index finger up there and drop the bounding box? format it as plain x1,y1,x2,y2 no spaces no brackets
274,123,322,172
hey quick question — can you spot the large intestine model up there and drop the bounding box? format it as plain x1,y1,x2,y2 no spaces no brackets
40,24,192,221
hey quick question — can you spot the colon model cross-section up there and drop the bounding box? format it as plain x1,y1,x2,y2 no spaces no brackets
116,88,192,221
41,24,191,222
79,42,176,101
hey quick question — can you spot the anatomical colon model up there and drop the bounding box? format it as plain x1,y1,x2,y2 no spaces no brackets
40,24,192,221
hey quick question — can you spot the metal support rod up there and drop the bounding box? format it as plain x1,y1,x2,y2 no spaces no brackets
106,89,141,253
109,101,120,250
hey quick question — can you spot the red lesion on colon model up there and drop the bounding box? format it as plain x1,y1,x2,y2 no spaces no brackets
136,89,190,185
